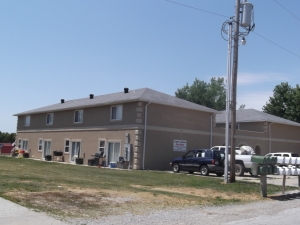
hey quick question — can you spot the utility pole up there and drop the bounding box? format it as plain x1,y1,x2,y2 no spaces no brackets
221,0,254,183
229,0,241,183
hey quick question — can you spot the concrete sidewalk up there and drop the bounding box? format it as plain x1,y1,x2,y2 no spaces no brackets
0,197,67,225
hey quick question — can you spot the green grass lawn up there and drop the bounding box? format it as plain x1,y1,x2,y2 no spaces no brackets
0,156,296,219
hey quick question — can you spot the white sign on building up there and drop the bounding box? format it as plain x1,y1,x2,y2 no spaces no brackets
173,140,187,152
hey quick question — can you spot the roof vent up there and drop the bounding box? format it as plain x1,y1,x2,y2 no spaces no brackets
90,94,94,99
124,88,129,93
61,99,65,104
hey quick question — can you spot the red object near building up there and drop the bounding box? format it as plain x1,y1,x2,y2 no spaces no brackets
0,143,14,155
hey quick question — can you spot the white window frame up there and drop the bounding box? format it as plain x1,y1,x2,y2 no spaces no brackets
46,113,54,125
99,140,106,152
24,115,30,126
64,139,70,154
74,110,83,123
111,105,123,121
38,139,43,151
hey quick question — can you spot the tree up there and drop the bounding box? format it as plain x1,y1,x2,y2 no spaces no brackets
263,82,300,123
0,132,16,143
175,77,226,111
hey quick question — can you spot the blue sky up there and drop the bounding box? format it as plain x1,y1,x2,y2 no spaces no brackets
1,0,300,133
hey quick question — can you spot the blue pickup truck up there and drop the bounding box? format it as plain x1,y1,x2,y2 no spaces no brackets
170,149,225,176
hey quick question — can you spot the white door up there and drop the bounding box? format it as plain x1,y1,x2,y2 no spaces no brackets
70,141,81,162
107,142,120,164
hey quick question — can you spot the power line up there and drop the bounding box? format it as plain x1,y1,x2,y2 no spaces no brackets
253,31,300,58
273,0,300,22
165,0,229,19
165,0,300,59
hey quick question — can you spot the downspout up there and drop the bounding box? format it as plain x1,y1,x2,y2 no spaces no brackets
268,122,273,153
142,102,151,170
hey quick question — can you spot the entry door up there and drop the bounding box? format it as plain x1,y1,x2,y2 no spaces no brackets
107,142,120,164
43,141,52,158
70,142,81,162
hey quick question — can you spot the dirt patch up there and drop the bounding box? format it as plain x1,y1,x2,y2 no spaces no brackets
4,185,262,219
131,185,262,201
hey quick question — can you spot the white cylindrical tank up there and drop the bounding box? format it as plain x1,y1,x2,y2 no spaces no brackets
241,2,253,27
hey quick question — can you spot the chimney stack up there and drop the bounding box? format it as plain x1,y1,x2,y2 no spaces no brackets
90,94,94,99
124,88,129,93
61,99,65,103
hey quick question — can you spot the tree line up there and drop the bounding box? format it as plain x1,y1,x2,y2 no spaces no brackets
0,132,16,143
175,78,300,123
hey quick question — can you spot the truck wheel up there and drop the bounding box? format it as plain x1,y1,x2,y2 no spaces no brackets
173,163,180,173
200,165,209,176
235,164,245,176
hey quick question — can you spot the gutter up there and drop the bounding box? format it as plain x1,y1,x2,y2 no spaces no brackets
142,102,151,170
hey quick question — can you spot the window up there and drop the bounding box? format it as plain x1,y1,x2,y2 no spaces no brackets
205,151,212,157
74,110,83,123
46,113,53,125
24,116,30,126
18,139,22,148
38,139,43,151
22,140,28,150
99,140,105,152
184,151,195,158
111,105,122,120
64,140,70,153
